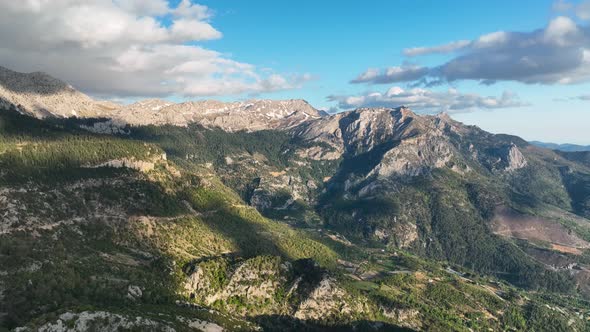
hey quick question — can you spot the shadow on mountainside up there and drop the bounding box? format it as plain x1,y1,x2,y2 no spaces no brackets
0,67,71,95
253,315,415,332
0,106,102,138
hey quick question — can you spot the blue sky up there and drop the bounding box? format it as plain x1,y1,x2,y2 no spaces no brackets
0,0,589,143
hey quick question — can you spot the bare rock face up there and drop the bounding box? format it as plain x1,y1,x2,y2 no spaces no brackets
506,144,528,171
293,277,369,321
0,66,118,119
81,153,167,173
120,98,319,132
114,99,180,126
478,142,529,172
370,135,457,178
293,107,472,179
294,107,419,157
126,285,142,300
381,307,422,330
162,99,322,131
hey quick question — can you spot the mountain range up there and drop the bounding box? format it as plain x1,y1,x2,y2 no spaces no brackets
530,141,590,152
0,66,321,132
1,66,590,331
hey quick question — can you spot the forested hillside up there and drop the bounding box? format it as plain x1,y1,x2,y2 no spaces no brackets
2,106,590,331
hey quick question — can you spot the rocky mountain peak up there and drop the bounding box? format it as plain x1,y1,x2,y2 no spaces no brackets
397,105,415,117
294,106,431,156
506,143,528,171
436,111,452,121
0,66,115,119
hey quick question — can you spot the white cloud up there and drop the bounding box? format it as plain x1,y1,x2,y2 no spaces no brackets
180,73,311,97
553,0,574,12
553,0,590,20
351,64,429,84
169,18,222,41
576,0,590,19
172,0,212,20
115,0,169,16
0,1,306,98
543,16,580,45
354,16,590,86
474,31,509,48
328,87,528,112
403,40,470,57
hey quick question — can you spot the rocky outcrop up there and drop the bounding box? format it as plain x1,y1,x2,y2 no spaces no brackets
82,154,167,172
16,311,229,332
381,307,422,330
184,256,290,316
294,277,369,321
126,285,142,300
249,173,314,206
86,158,156,172
16,311,177,332
373,220,418,248
506,144,527,171
369,135,458,177
183,256,370,321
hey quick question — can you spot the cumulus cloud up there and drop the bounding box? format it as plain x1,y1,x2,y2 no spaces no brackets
0,1,307,98
403,40,471,57
172,0,213,20
328,87,528,112
555,0,590,20
115,0,169,16
351,64,429,84
353,16,590,86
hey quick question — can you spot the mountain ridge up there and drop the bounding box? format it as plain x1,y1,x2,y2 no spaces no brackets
530,141,590,152
0,66,322,132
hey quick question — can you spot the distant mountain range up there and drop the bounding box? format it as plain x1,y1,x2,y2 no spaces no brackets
0,65,322,132
530,141,590,152
1,66,590,331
